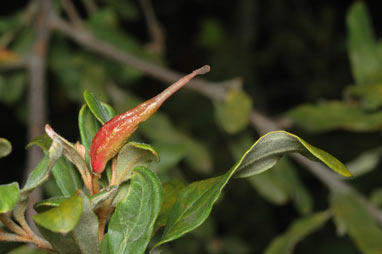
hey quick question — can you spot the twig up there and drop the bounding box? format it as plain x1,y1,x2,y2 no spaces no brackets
81,0,98,15
0,214,27,237
25,0,52,233
138,0,166,54
61,0,83,26
48,14,382,223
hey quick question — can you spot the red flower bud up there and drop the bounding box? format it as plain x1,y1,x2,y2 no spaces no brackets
90,65,210,173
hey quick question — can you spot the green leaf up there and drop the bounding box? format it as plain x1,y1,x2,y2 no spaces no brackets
287,101,382,132
38,192,100,254
22,138,63,194
25,134,52,152
52,158,83,197
155,131,349,247
154,179,186,231
264,211,330,254
214,89,253,134
331,192,382,254
100,234,110,254
114,142,159,185
347,2,382,85
346,147,382,178
83,90,115,124
1,73,26,105
45,125,90,189
33,196,68,213
346,83,382,110
234,131,351,178
33,193,82,233
0,182,19,213
150,143,186,174
108,167,163,254
0,138,12,158
78,104,102,151
90,186,118,209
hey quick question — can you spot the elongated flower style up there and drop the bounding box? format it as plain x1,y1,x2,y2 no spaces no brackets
90,65,211,173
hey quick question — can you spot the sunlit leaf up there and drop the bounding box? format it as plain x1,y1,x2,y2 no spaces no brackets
108,167,163,254
264,211,330,254
0,182,19,213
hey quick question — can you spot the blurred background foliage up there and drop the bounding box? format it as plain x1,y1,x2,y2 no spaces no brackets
0,0,381,253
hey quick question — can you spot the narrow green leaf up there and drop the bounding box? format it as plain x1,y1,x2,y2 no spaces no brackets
78,104,101,150
234,131,351,178
39,192,100,254
346,147,382,178
346,83,382,110
22,138,63,194
154,179,186,231
264,211,330,254
0,182,19,213
0,138,12,158
83,90,115,124
347,2,382,85
155,131,349,247
33,193,83,233
214,89,253,134
108,167,163,254
114,142,159,184
331,192,382,254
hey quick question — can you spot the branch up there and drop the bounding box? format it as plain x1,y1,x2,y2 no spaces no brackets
61,0,83,26
49,15,382,224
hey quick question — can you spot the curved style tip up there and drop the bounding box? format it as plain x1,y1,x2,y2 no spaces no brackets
196,65,211,75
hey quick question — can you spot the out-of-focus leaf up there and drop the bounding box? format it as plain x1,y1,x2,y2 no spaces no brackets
22,138,63,194
1,72,26,105
154,179,186,231
114,142,159,185
346,147,382,178
346,83,382,110
215,89,253,134
155,131,349,247
33,193,82,233
101,0,139,20
78,104,101,151
331,192,382,254
38,192,99,254
33,196,67,213
84,90,115,124
198,18,225,49
287,101,382,132
8,245,51,254
248,171,289,205
347,2,382,85
0,242,22,254
264,211,330,254
370,188,382,208
150,143,186,174
108,167,162,254
0,138,11,158
0,49,19,63
0,182,19,213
